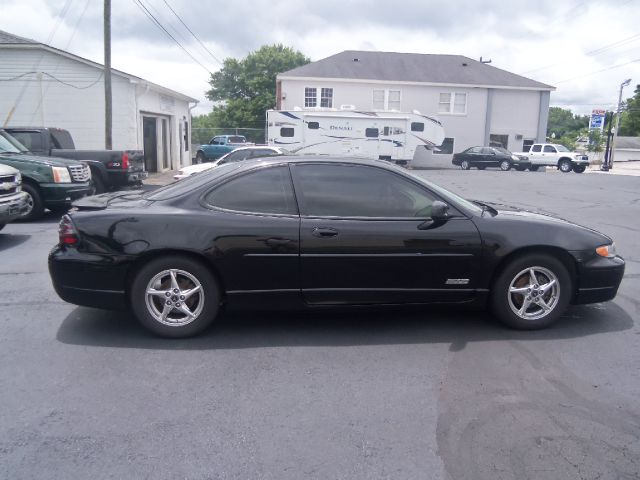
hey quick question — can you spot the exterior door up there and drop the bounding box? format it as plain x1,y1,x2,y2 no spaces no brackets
528,144,544,165
291,163,483,305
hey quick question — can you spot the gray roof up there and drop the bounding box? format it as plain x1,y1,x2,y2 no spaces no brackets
616,137,640,149
0,30,37,44
280,50,554,90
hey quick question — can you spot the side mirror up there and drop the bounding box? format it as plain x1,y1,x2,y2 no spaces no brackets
431,200,449,219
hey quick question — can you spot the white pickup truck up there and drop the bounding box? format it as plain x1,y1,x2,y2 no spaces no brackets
515,143,590,173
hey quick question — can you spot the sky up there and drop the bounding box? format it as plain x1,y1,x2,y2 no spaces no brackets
0,0,639,117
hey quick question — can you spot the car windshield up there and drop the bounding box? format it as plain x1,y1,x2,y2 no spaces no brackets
555,145,570,152
494,147,511,155
0,133,22,154
145,162,244,200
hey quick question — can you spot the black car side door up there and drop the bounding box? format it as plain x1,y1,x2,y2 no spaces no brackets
290,163,483,305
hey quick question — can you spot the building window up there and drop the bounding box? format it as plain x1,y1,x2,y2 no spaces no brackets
305,87,332,108
490,134,508,149
372,89,401,111
320,88,333,108
434,137,454,154
522,140,534,152
305,87,317,107
438,92,467,114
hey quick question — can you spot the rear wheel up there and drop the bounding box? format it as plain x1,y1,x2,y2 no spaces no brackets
460,160,471,170
528,165,539,172
491,254,571,330
19,183,44,221
131,255,220,338
196,152,206,164
559,159,572,173
91,175,107,195
572,165,586,173
500,160,511,171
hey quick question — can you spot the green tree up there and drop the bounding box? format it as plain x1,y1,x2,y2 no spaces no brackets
547,107,589,139
202,44,310,140
618,84,640,136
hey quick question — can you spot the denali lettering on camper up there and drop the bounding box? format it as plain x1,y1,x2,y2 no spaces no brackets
330,125,353,131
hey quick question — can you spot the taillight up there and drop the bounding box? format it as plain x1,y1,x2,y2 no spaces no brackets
122,152,129,170
59,215,79,246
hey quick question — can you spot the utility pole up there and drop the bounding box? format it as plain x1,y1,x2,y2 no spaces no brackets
609,78,632,169
104,0,112,150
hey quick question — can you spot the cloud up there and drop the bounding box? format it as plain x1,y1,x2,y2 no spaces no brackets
1,0,639,115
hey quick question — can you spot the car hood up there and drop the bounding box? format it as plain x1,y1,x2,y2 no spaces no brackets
72,190,150,211
475,199,612,243
0,152,83,167
0,162,19,175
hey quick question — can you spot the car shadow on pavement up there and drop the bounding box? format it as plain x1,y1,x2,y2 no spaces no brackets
0,233,30,251
56,301,633,351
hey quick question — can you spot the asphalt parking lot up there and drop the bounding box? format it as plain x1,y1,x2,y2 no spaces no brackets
1,169,639,480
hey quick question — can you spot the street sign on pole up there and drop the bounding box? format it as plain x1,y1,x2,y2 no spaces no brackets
589,109,606,131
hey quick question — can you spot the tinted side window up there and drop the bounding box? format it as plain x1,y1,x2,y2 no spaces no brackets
365,128,379,138
204,166,297,215
531,144,542,152
10,131,43,151
50,129,74,149
543,145,557,153
281,127,294,137
293,164,436,218
469,147,482,154
411,122,424,132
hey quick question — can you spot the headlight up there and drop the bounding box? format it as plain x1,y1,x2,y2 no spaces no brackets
511,155,519,161
596,243,617,258
15,171,21,182
52,166,71,183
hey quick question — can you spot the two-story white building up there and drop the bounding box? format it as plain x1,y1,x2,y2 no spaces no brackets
276,50,555,167
0,29,197,172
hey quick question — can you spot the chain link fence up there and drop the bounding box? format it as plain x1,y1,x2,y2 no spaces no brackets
192,127,266,147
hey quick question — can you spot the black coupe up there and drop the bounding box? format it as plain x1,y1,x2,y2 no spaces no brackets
452,146,531,171
49,157,624,338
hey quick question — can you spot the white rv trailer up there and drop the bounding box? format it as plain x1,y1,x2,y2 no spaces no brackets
266,109,445,165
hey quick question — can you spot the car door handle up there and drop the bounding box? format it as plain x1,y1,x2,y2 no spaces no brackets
312,227,339,238
265,237,291,246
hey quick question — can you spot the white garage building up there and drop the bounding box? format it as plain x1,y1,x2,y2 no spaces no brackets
276,50,555,167
0,29,197,172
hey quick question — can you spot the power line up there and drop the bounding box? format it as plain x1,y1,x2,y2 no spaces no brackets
0,71,104,89
132,0,213,75
160,0,223,66
554,57,640,84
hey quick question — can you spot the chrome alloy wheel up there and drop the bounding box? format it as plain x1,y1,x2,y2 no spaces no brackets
145,269,204,326
507,266,560,321
22,191,34,217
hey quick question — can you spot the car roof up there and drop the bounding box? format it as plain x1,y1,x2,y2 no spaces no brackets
231,155,396,171
228,145,280,152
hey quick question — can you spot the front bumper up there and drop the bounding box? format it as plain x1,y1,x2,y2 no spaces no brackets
41,182,92,208
0,191,29,223
573,159,590,166
48,245,130,310
571,253,625,304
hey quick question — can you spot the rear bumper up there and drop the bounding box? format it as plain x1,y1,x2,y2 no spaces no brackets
41,182,91,207
571,254,625,304
107,170,148,187
48,245,130,310
0,191,29,223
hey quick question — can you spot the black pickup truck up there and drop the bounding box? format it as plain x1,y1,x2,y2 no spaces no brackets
3,127,147,193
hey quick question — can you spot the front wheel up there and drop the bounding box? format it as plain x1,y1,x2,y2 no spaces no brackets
528,165,539,172
559,159,572,172
491,254,572,330
515,165,526,171
131,256,221,338
500,160,511,171
460,160,471,170
573,165,586,173
19,184,45,221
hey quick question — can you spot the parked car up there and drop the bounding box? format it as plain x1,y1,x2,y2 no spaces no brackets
513,143,589,173
3,127,147,192
195,135,251,163
452,146,531,171
174,146,286,180
0,163,29,231
49,157,624,338
0,130,91,220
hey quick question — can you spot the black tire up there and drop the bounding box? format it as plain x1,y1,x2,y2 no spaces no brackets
572,165,586,173
477,165,486,170
130,255,220,338
559,159,572,173
19,183,45,221
528,165,539,172
491,253,572,330
196,152,206,164
515,166,526,171
91,175,107,195
500,160,511,171
460,160,471,170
